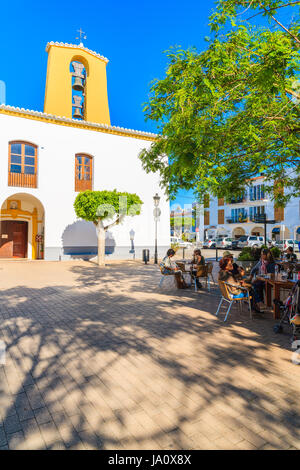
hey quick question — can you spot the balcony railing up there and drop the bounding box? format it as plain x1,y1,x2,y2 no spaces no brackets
8,172,37,188
228,197,247,204
75,178,92,192
226,215,265,224
226,217,248,224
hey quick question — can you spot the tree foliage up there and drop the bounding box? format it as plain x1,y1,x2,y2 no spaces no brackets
139,0,300,206
74,190,143,226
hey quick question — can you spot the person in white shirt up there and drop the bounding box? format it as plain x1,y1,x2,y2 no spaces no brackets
161,249,188,289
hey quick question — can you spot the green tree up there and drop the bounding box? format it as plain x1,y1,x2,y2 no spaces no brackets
139,0,300,206
74,190,143,266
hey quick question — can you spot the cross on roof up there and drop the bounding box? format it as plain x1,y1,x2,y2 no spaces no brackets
76,28,87,46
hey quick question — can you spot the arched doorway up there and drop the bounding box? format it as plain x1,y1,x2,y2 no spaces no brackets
0,193,45,259
216,226,228,236
232,227,245,239
272,225,290,241
251,226,264,236
207,226,217,239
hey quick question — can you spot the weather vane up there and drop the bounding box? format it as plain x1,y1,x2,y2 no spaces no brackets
76,28,87,46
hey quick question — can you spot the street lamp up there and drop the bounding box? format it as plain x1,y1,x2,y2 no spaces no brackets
129,229,135,258
153,193,161,264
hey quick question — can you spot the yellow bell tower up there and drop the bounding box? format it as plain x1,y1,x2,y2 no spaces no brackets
44,42,110,125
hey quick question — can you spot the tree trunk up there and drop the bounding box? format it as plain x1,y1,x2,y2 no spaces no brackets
97,219,106,266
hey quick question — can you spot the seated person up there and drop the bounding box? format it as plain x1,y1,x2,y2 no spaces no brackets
218,257,247,298
191,249,205,265
238,266,247,279
191,249,205,289
222,251,241,278
250,249,276,312
161,249,188,289
285,247,297,262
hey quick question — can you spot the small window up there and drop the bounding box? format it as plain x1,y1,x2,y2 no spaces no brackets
75,154,93,191
8,141,37,188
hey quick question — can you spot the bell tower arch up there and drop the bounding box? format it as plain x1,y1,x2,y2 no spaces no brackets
43,42,110,125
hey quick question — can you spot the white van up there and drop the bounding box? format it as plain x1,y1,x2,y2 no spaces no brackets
237,236,265,249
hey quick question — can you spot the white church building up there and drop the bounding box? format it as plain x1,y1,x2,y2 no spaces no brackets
0,41,170,260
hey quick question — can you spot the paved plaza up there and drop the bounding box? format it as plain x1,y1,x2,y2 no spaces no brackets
0,259,299,450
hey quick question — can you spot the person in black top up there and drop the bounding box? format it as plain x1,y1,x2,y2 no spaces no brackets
222,251,241,277
285,247,297,262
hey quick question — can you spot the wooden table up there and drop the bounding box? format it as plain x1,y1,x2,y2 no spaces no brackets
175,261,192,273
262,277,295,319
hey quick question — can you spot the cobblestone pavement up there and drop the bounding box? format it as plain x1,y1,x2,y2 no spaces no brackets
0,259,299,450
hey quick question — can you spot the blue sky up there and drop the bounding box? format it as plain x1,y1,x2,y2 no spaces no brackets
0,0,296,209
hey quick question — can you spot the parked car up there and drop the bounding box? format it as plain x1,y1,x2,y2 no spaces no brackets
237,235,265,249
275,239,300,252
216,237,233,249
231,239,239,250
203,238,216,249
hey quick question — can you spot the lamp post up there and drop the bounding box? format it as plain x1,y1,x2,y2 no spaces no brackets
153,193,161,264
254,214,276,245
129,229,135,258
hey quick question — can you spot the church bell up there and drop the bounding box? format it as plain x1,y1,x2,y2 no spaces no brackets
72,95,84,120
73,107,83,119
71,61,85,92
72,76,84,91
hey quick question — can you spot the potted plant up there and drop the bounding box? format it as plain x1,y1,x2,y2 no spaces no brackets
237,247,258,273
271,246,281,260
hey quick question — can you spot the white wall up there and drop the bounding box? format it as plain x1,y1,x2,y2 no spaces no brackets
0,114,170,258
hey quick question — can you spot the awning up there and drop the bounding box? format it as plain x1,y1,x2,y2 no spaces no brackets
272,228,280,234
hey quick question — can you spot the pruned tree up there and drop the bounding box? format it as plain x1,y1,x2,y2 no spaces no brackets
74,190,143,266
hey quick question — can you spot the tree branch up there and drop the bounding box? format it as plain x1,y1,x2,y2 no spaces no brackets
257,0,300,45
246,1,300,20
270,13,300,44
104,214,126,231
285,88,300,100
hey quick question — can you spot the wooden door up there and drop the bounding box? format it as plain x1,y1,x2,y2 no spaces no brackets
12,222,28,258
0,221,13,257
0,221,28,258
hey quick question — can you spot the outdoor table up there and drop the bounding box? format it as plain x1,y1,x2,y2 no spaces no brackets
175,262,193,286
176,261,210,290
175,261,192,272
257,275,295,319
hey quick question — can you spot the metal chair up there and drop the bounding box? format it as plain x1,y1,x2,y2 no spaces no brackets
192,265,210,292
206,262,215,284
216,280,252,322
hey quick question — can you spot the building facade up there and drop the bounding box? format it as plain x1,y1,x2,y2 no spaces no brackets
0,42,170,260
200,177,300,242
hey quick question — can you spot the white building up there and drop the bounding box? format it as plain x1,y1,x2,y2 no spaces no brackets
0,41,170,260
198,177,300,242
